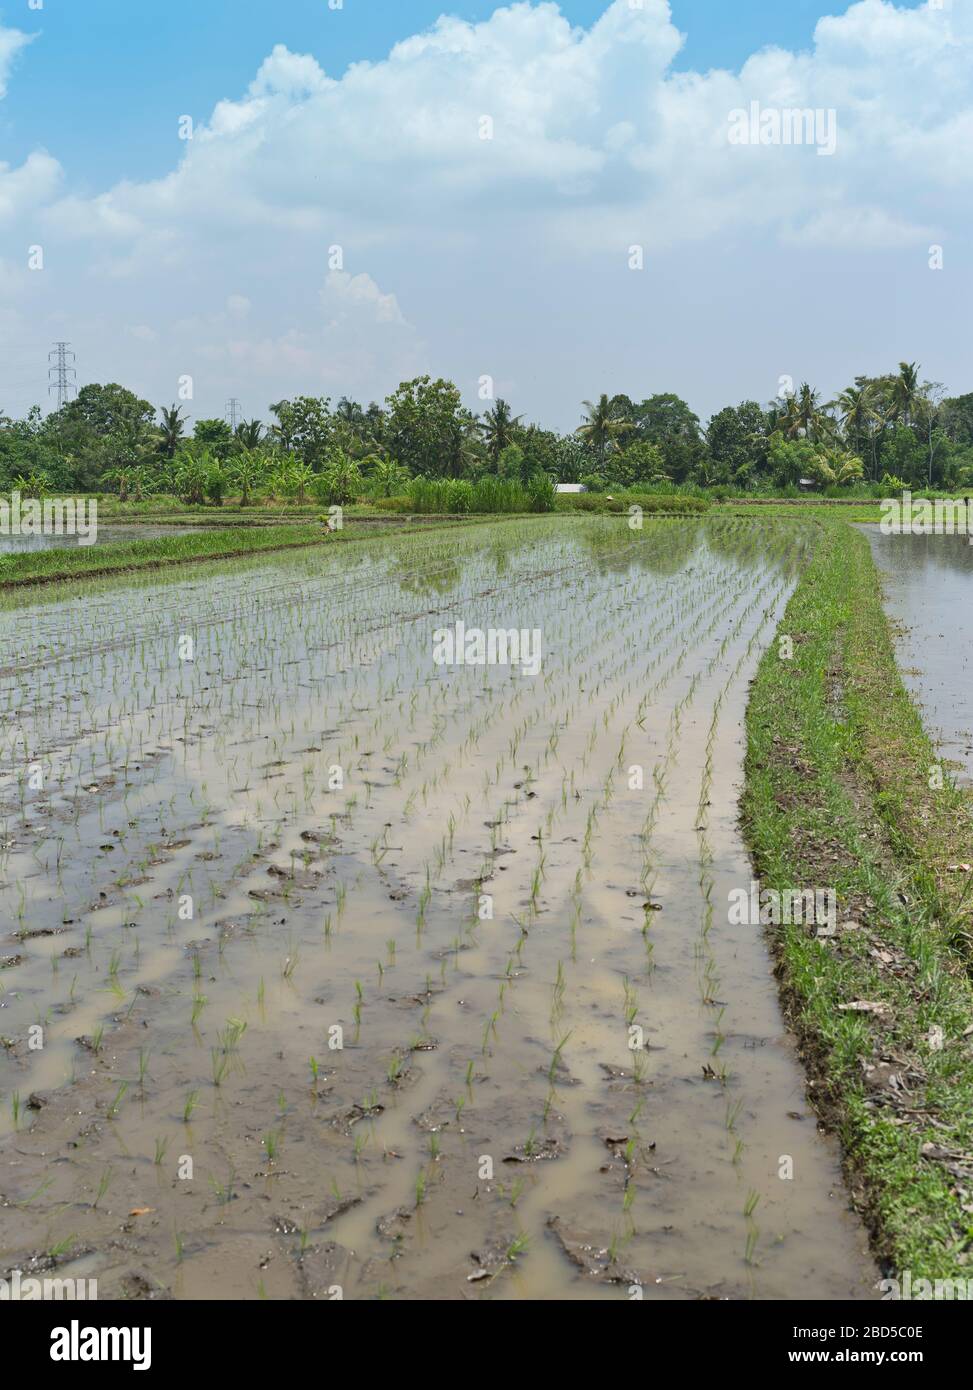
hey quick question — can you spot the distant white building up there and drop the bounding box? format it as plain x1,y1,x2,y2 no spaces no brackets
555,483,587,494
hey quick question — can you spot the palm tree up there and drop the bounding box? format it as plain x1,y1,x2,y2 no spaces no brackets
445,410,485,478
335,397,365,428
819,447,864,486
159,405,186,459
831,383,878,477
769,394,800,439
480,399,522,464
832,384,875,441
793,383,830,442
234,419,263,451
576,394,631,466
889,361,923,430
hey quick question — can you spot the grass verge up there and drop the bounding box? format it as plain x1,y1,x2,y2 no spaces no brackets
744,519,973,1283
0,516,486,590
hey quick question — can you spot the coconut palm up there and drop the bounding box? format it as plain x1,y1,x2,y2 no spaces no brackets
335,397,365,428
771,394,802,439
831,384,876,442
792,383,831,442
576,394,631,466
830,383,879,475
889,361,923,430
158,405,187,459
480,399,522,464
234,419,263,451
818,447,865,486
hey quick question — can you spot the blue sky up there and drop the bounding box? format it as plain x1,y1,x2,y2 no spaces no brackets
0,0,965,429
1,0,883,186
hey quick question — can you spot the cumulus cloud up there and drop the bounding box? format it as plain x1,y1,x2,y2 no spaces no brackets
42,0,968,250
3,1,973,421
0,150,62,225
0,25,60,226
321,271,406,327
0,20,32,99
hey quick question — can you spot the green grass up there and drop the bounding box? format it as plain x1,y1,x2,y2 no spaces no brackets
743,519,973,1281
723,500,885,522
0,523,326,587
0,514,484,590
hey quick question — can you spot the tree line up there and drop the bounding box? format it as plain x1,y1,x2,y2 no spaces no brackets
2,363,972,503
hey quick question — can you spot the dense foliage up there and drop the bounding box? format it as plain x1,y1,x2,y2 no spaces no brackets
3,363,971,504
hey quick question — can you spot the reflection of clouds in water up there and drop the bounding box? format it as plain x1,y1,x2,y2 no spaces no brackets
704,522,813,580
863,525,973,578
864,527,973,786
394,556,462,599
580,519,702,578
387,517,815,599
0,525,194,554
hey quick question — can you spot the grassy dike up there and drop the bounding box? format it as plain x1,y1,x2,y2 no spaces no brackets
743,519,973,1283
0,516,481,590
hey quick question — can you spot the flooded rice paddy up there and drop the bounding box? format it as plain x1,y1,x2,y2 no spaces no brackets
863,526,973,786
0,515,875,1299
0,525,194,554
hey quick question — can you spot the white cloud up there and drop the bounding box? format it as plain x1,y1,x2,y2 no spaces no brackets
0,20,32,99
2,1,972,422
248,44,330,99
0,150,62,225
321,271,405,327
0,24,59,226
35,1,969,256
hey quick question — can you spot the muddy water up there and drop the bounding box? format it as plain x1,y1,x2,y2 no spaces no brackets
0,525,194,553
0,516,876,1299
862,525,973,785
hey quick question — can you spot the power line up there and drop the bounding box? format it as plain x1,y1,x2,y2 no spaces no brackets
225,397,242,430
48,342,77,411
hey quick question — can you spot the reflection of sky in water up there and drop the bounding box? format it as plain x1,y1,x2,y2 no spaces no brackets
861,525,973,784
0,525,194,554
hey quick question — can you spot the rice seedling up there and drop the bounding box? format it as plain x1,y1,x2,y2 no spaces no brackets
0,512,850,1301
93,1166,113,1209
107,1081,128,1118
